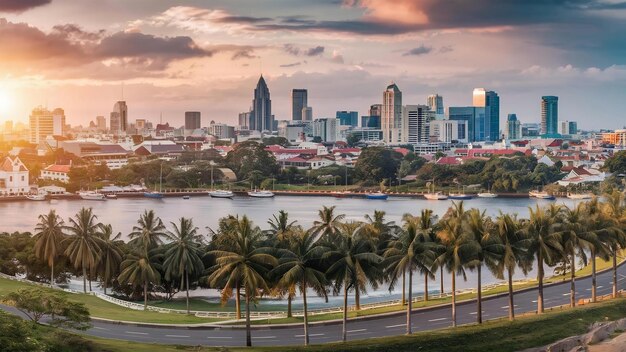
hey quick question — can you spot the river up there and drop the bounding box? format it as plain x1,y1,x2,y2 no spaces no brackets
0,195,587,309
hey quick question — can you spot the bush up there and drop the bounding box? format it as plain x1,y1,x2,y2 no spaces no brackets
44,331,97,352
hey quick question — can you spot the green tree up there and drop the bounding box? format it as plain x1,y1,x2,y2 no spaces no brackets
602,191,626,298
97,224,124,295
267,210,300,317
33,210,65,286
129,210,167,251
310,206,345,240
118,250,161,309
605,150,626,174
225,141,280,180
64,208,103,293
354,147,403,183
163,217,205,314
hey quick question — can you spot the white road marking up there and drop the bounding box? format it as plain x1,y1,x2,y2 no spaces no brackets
252,336,277,339
562,293,571,296
125,331,149,335
165,335,189,338
428,317,447,322
347,329,367,333
93,326,108,330
386,323,406,328
207,337,233,339
501,305,518,309
295,333,324,337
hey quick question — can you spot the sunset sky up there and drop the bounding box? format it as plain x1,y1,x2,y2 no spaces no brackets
1,0,625,129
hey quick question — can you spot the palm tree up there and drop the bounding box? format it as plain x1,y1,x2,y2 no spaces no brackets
118,250,161,309
584,198,615,302
522,204,563,313
129,210,167,251
64,207,103,293
364,211,400,302
414,210,441,302
324,221,382,342
601,191,626,298
384,211,436,335
310,206,345,240
465,208,502,324
33,210,65,286
97,224,124,295
494,213,529,320
436,201,474,327
270,230,327,346
163,217,205,314
208,216,277,347
267,210,299,317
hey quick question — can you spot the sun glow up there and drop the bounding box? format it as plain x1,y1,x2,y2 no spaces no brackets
0,89,12,116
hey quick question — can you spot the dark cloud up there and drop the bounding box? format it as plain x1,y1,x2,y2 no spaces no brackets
280,62,302,68
304,46,325,56
439,45,454,54
283,44,325,57
283,44,300,56
231,49,257,60
0,0,51,13
403,45,432,56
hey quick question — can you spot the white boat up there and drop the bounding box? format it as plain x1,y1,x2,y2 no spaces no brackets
566,192,593,200
529,190,555,200
448,193,472,200
105,194,118,199
144,163,164,199
477,192,498,198
209,190,234,198
248,190,275,198
424,192,448,200
79,191,106,201
26,194,47,201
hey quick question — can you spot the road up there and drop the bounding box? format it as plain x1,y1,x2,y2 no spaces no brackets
3,264,626,347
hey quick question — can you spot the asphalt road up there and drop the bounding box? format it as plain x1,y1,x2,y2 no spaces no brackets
3,264,626,347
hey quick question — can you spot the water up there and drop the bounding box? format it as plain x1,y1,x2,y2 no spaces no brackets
0,195,585,309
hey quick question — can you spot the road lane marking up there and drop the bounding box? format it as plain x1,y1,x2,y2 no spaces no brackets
125,331,149,335
501,305,518,309
428,317,447,322
165,335,190,338
386,324,406,328
207,337,232,339
93,327,109,330
252,336,277,339
347,329,367,333
295,333,324,337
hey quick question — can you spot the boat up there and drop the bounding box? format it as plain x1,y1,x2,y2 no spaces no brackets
566,192,593,200
79,191,106,201
424,192,449,200
144,163,164,199
26,194,47,201
248,190,275,198
529,190,555,200
209,190,234,198
366,192,388,200
105,194,118,199
182,195,190,199
477,192,498,198
448,193,473,200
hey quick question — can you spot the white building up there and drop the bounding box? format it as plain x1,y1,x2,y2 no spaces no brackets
312,118,339,142
403,105,432,145
430,119,468,143
29,107,65,144
40,164,71,183
0,157,29,195
381,83,403,143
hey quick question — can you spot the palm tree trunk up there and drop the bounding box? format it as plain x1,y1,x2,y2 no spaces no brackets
406,268,412,335
144,279,148,309
451,271,456,327
570,248,576,307
50,260,54,287
592,248,597,303
402,271,406,305
440,268,444,298
245,290,252,347
477,264,482,324
342,279,348,342
507,268,514,321
83,265,87,293
537,252,544,313
287,293,292,318
424,274,429,302
185,271,190,315
355,286,360,311
236,284,241,320
613,247,618,298
302,279,309,346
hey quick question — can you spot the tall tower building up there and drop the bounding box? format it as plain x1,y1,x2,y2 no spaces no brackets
29,106,65,143
381,83,402,143
96,116,106,131
251,76,272,132
291,89,308,121
301,107,313,121
506,114,521,140
427,94,444,115
541,96,558,135
473,88,500,141
403,105,431,145
185,111,201,130
111,101,128,133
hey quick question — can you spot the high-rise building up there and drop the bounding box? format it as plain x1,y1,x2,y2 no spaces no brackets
427,94,444,115
291,89,308,121
561,120,577,135
522,123,541,138
369,104,382,118
541,96,559,135
506,114,521,140
381,83,402,143
209,120,235,139
403,105,431,145
312,118,339,142
250,76,273,132
110,112,120,132
185,111,201,130
111,101,128,133
29,106,65,143
96,116,106,131
361,115,381,128
430,119,467,143
135,119,146,132
336,111,358,127
302,107,313,121
473,88,500,141
238,112,251,129
448,106,486,142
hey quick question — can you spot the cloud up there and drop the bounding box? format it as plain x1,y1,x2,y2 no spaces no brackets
304,46,325,56
283,44,301,56
438,45,454,53
403,45,433,56
0,0,51,13
331,50,345,64
280,62,302,68
283,44,325,57
231,49,257,60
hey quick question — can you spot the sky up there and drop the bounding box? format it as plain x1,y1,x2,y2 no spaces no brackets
0,0,625,129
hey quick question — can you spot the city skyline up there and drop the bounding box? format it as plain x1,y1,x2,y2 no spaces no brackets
1,0,626,129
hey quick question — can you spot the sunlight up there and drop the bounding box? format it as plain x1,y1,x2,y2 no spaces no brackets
0,89,12,116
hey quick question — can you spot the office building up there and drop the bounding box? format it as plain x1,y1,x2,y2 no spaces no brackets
541,96,559,135
427,94,444,115
185,111,201,130
238,112,251,129
506,114,521,140
209,120,235,139
250,76,273,132
602,129,626,147
29,106,65,144
336,111,358,127
561,120,578,135
302,107,313,121
403,105,431,145
448,106,486,142
135,119,146,133
430,119,467,143
522,123,541,138
361,115,381,128
292,89,308,121
473,88,500,141
369,104,382,118
381,83,403,143
312,118,339,142
111,101,128,133
96,116,106,131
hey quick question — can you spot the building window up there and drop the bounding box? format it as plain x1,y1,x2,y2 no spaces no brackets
9,176,12,182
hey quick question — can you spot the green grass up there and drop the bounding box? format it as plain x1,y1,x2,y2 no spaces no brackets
86,298,626,352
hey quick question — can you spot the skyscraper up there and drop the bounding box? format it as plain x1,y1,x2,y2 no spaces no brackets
336,111,358,126
541,96,558,135
96,116,106,131
506,114,521,140
250,76,272,132
473,88,500,141
381,83,402,143
238,112,251,129
291,89,307,121
185,111,201,130
111,101,128,133
449,106,486,142
427,94,444,115
29,107,65,143
403,105,431,145
301,107,313,121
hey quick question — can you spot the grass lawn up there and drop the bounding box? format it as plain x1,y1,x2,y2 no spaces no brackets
87,298,626,352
